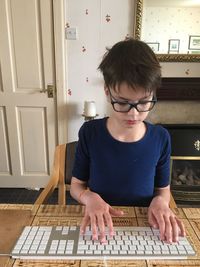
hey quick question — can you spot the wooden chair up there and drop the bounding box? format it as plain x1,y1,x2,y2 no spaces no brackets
169,193,177,209
34,142,177,208
34,142,77,205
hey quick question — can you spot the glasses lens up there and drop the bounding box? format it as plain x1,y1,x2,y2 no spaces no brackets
113,102,131,112
137,101,155,112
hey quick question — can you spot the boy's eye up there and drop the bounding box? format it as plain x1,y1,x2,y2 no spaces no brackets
117,101,129,106
139,101,149,105
116,100,149,105
114,99,130,104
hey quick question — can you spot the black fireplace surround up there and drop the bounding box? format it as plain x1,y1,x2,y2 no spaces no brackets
161,124,200,206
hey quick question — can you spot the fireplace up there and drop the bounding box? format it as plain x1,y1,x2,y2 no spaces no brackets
162,124,200,206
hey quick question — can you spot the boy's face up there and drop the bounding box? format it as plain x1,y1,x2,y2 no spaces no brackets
105,82,155,128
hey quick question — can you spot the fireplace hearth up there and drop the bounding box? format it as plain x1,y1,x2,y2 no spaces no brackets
161,124,200,206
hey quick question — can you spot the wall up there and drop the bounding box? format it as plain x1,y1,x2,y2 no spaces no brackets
66,0,134,141
65,0,200,142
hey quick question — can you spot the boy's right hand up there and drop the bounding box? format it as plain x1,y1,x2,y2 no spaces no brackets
80,191,124,243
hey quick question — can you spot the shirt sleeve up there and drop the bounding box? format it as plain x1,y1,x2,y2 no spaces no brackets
154,129,171,188
72,123,90,181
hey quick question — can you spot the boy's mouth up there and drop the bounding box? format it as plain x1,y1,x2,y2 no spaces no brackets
126,120,137,125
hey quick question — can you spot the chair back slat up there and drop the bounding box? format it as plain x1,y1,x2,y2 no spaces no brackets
65,141,78,184
58,144,67,205
34,145,60,205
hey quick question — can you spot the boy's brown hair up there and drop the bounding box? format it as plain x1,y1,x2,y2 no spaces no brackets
98,38,161,94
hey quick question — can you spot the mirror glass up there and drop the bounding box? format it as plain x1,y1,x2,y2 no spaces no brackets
134,0,200,62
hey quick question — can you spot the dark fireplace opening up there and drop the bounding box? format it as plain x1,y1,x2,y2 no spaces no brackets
171,160,200,205
172,160,200,186
161,124,200,206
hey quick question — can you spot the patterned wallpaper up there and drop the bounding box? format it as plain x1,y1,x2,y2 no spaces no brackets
66,0,134,141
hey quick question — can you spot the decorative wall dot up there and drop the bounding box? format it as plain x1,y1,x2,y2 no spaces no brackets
106,14,111,22
125,34,130,40
85,9,88,15
65,22,70,28
68,89,72,96
185,69,190,75
82,46,86,52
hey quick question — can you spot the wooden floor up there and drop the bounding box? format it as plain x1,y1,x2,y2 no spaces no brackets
0,188,77,204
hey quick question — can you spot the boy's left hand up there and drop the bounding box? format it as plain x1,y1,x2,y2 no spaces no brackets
148,196,185,243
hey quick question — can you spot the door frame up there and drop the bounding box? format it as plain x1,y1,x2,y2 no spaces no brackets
53,0,68,144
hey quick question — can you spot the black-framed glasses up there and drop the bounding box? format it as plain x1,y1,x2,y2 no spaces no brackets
108,89,157,113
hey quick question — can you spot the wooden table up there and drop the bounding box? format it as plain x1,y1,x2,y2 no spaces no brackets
1,204,200,267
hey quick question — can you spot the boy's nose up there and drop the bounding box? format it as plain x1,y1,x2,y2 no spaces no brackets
127,106,139,115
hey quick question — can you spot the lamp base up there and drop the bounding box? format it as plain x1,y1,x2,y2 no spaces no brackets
82,114,99,121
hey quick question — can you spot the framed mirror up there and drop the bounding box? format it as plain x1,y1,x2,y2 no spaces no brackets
134,0,200,62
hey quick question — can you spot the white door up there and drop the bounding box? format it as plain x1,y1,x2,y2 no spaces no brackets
0,0,58,187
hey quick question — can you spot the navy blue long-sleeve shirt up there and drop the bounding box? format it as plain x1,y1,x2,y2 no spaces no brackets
72,118,171,206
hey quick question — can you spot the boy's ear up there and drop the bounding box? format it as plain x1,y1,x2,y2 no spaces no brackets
104,86,110,102
104,85,109,96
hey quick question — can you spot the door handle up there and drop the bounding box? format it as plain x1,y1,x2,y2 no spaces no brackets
40,84,55,98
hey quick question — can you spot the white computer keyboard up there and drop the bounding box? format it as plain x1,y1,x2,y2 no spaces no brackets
11,226,195,260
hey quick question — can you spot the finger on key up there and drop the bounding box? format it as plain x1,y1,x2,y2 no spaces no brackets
97,214,106,243
164,216,172,243
148,211,159,229
80,215,90,235
104,212,114,237
176,217,186,237
170,216,179,242
90,215,98,241
157,215,165,241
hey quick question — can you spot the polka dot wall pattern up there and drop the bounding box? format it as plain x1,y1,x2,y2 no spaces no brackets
66,0,134,141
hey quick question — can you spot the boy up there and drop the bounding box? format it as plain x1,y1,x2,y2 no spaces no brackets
70,38,185,244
